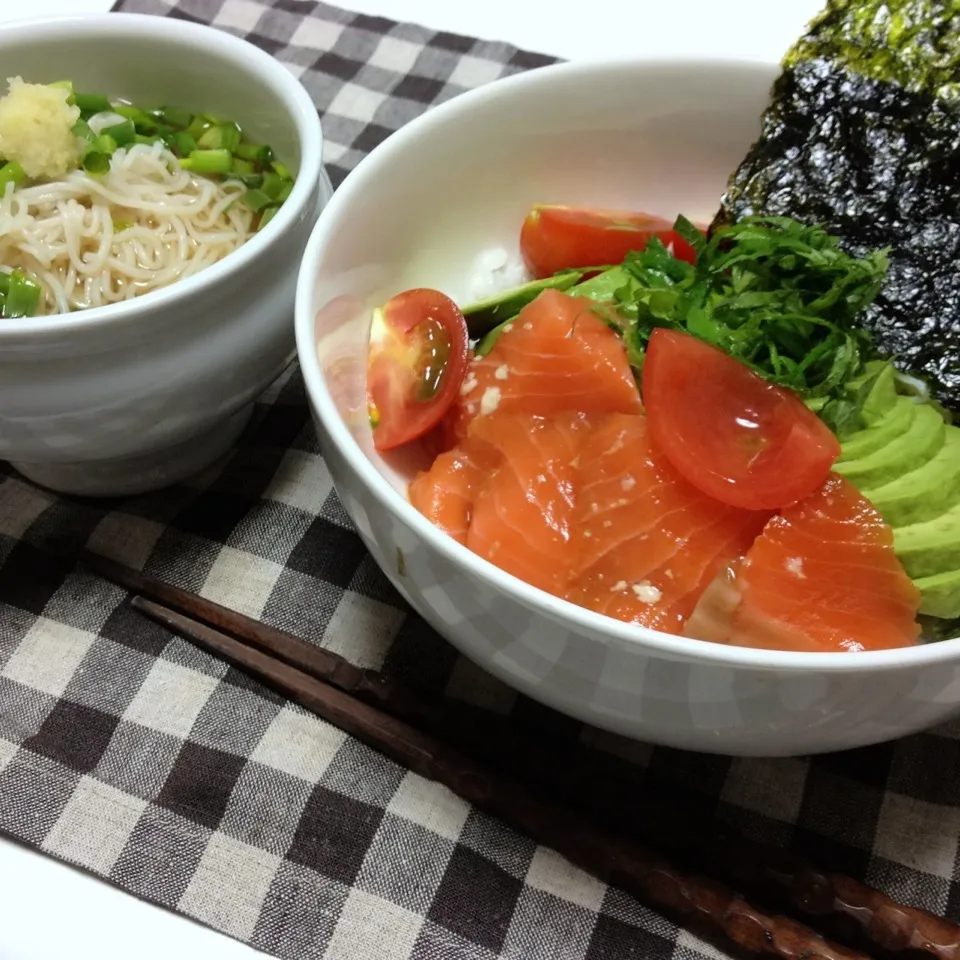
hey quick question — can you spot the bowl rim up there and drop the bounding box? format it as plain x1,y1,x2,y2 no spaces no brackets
296,53,960,674
0,12,324,339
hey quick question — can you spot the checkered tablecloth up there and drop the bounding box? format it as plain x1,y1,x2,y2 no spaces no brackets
1,0,959,957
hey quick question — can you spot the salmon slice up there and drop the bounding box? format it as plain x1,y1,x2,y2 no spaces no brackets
568,414,771,634
465,411,589,599
408,445,487,545
453,289,641,440
725,475,921,652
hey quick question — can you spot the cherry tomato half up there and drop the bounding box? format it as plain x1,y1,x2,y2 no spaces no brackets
367,288,469,452
519,205,699,278
641,328,841,511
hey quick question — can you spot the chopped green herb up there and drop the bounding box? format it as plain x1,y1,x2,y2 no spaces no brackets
609,215,890,437
74,92,112,116
103,119,136,146
0,270,42,318
258,205,281,230
179,148,233,175
2,83,293,224
160,105,193,129
0,161,26,189
241,188,273,212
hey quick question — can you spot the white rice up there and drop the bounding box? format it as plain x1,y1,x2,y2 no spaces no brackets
465,245,530,302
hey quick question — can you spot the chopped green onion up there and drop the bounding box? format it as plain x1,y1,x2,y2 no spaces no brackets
103,119,136,146
122,107,159,135
82,151,111,174
261,171,284,200
161,105,193,129
186,114,212,141
80,134,117,174
197,122,242,152
240,187,273,211
95,133,118,155
276,180,293,203
235,142,273,166
231,156,256,176
49,80,74,97
0,161,26,189
134,134,160,146
112,219,133,232
238,173,264,189
220,122,241,153
196,126,221,149
179,148,233,175
271,160,293,180
2,270,42,318
74,92,112,115
173,131,198,157
0,273,8,295
72,119,94,143
258,205,280,230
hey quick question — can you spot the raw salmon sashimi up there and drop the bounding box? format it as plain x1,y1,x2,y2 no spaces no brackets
451,288,641,441
568,414,771,634
410,409,589,596
408,445,487,546
466,412,589,599
688,475,921,652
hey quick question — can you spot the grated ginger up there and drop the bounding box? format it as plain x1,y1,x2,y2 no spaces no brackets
0,77,81,179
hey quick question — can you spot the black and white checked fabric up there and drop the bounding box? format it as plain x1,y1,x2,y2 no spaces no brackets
1,0,959,957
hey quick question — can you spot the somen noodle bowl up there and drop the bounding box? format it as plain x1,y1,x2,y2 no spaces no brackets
0,76,294,319
0,140,254,314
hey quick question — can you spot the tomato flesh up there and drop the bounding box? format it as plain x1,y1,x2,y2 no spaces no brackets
641,328,840,510
367,288,469,451
520,205,698,278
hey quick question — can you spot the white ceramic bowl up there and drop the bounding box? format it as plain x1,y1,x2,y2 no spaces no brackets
295,57,960,757
0,14,331,497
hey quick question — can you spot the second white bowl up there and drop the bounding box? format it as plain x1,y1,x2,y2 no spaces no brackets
0,14,330,497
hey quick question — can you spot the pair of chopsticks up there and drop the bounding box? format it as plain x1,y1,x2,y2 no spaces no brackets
84,550,960,960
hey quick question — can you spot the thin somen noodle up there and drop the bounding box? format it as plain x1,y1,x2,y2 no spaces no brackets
0,140,254,314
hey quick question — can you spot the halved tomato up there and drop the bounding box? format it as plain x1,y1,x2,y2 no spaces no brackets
641,328,840,511
367,288,469,451
519,205,699,278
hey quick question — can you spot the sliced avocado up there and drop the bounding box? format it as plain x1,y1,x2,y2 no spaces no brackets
836,395,917,462
834,402,945,489
914,569,960,620
862,426,960,527
462,271,584,338
473,264,633,357
858,361,898,426
894,502,960,578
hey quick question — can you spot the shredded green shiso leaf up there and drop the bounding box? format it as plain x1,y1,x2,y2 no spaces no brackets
596,215,891,438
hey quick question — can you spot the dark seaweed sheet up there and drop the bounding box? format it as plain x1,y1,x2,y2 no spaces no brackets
713,0,960,414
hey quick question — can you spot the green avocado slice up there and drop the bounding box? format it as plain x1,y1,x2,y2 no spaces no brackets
862,426,960,528
836,395,917,463
857,362,898,426
894,501,960,579
914,569,960,620
834,402,945,488
473,265,635,357
462,271,584,338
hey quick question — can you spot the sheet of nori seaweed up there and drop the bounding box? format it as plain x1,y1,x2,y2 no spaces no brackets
713,0,960,414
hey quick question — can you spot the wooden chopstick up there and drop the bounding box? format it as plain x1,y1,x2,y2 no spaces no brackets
83,551,960,960
129,595,865,960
